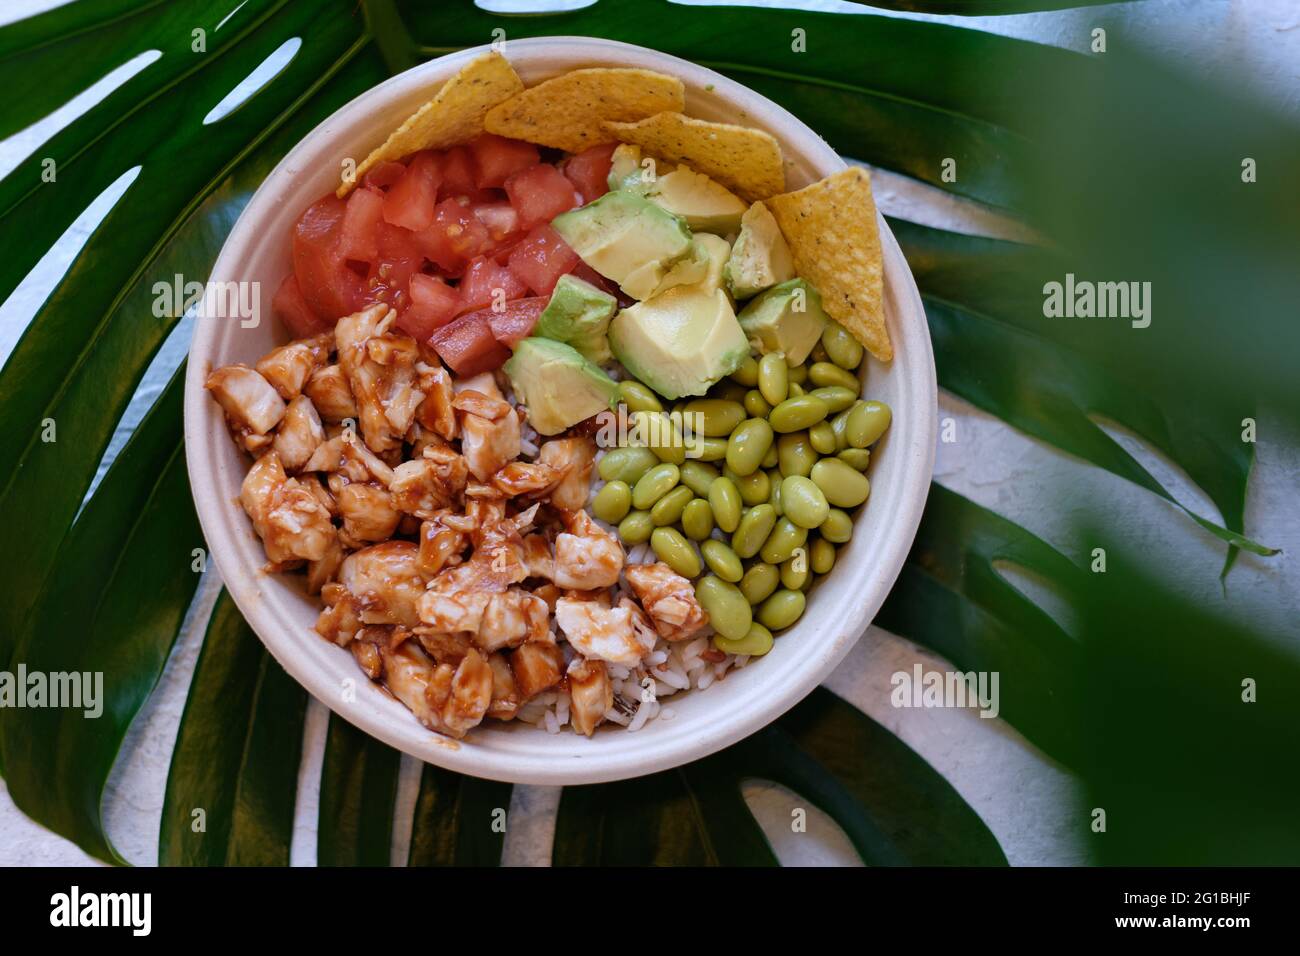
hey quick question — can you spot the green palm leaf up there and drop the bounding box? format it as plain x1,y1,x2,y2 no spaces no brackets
317,715,402,866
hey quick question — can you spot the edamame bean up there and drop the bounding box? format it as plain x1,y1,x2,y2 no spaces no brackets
681,398,746,437
768,394,829,433
713,622,774,657
847,400,892,447
787,382,805,397
591,480,632,523
762,443,779,469
711,381,749,404
701,540,744,583
651,485,694,526
809,341,830,365
694,436,729,462
819,508,854,544
730,355,760,387
708,476,742,533
618,510,654,545
838,448,871,471
769,477,783,515
780,475,830,529
780,555,810,590
631,462,680,509
777,432,818,477
758,353,788,406
735,469,770,506
809,422,838,455
821,321,864,370
740,562,780,604
651,527,701,578
679,460,719,497
681,498,714,540
618,380,662,413
743,389,771,418
757,589,806,631
599,446,658,484
695,575,752,639
760,517,808,564
810,537,836,574
725,417,774,477
630,410,686,465
808,361,860,391
810,458,871,508
830,406,853,450
732,504,777,559
787,361,808,384
810,386,858,414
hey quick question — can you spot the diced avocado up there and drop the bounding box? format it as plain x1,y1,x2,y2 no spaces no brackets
551,191,693,301
683,233,730,294
535,274,616,362
646,167,747,234
503,337,619,436
725,201,796,300
624,233,732,301
737,278,828,366
607,144,675,194
609,288,749,400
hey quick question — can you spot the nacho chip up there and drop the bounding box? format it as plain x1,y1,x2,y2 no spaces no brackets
338,52,523,197
601,111,785,202
484,68,684,154
764,167,891,362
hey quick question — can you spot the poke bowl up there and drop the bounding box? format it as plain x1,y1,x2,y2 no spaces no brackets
183,37,936,784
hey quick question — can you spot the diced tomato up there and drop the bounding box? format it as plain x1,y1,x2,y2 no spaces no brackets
413,198,492,273
507,224,580,296
439,145,496,202
482,297,548,347
337,186,385,262
472,201,521,242
469,133,541,189
397,273,461,340
365,222,425,307
383,151,440,232
363,160,408,190
563,143,617,204
429,310,512,376
458,255,530,315
292,193,367,319
504,163,579,230
272,274,333,337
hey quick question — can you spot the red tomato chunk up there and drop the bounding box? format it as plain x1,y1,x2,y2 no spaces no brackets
505,163,579,230
338,186,385,262
292,194,367,320
429,310,512,376
458,255,529,315
507,224,580,296
383,151,440,232
469,133,540,189
272,274,333,338
563,143,616,204
397,273,460,340
484,297,548,347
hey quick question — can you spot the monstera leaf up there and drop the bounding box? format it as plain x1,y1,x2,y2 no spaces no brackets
0,0,1281,866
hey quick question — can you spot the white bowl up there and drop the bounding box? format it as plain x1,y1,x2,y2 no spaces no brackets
184,37,936,784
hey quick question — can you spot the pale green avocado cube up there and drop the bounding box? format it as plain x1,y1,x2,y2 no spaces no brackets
645,167,747,235
551,190,694,302
624,233,732,301
503,337,619,436
609,287,749,400
737,278,828,366
725,201,796,300
535,274,617,362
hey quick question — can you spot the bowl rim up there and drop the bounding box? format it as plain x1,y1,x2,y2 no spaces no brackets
184,36,937,784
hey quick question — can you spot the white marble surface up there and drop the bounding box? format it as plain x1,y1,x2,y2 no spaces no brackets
0,0,1296,867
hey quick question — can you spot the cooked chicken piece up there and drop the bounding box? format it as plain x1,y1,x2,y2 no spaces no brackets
336,540,427,628
538,437,596,510
240,432,274,455
306,534,346,594
521,534,554,580
453,388,513,421
460,407,521,481
303,434,344,473
487,653,520,720
349,627,389,679
378,641,444,730
533,582,562,613
553,509,624,590
239,451,335,565
255,334,331,399
415,363,458,439
418,590,489,634
206,364,286,436
336,482,400,542
454,371,504,401
425,647,493,738
304,364,357,422
567,658,613,736
301,473,337,517
624,562,710,642
273,395,325,472
509,640,564,699
491,461,560,496
555,594,654,667
415,629,473,665
335,304,424,454
417,514,468,578
478,590,550,652
389,447,468,518
316,584,363,646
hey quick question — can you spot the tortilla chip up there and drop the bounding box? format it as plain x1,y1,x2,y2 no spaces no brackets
484,68,684,154
338,52,523,197
601,112,785,202
764,167,891,362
